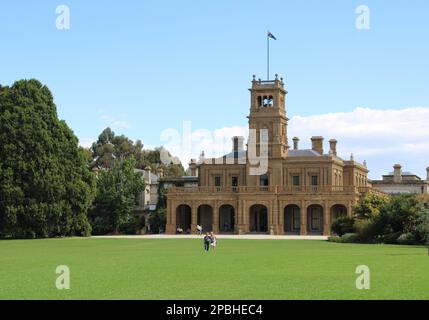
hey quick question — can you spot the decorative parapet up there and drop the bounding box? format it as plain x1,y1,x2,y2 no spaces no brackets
167,185,386,196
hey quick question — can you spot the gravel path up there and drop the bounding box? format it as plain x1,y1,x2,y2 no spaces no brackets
94,234,329,240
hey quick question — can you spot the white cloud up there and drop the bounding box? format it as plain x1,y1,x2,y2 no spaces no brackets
99,115,132,130
78,138,95,149
163,107,429,179
110,120,132,129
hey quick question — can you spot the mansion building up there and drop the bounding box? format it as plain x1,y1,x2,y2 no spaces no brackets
165,75,384,236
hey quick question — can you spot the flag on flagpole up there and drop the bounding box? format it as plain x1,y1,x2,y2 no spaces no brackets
267,31,277,40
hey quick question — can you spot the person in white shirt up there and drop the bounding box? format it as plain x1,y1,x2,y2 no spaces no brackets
210,232,217,250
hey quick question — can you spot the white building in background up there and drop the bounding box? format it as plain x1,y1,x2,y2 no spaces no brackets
371,164,429,195
135,167,160,211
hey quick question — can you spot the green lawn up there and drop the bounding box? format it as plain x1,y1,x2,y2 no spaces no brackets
0,237,428,300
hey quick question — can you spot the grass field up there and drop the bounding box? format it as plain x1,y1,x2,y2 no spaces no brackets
0,237,428,300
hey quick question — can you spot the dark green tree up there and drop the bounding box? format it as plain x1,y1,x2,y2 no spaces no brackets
91,128,144,169
91,128,185,177
89,157,145,234
331,216,355,237
0,79,96,238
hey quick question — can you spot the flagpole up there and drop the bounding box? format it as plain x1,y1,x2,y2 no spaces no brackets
267,34,270,81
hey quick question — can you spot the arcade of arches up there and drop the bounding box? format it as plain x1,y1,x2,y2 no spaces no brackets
171,202,350,235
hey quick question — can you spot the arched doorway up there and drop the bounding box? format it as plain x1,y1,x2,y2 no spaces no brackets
307,205,324,235
331,205,348,222
284,205,301,234
197,205,213,232
219,205,235,233
249,205,268,233
176,205,192,234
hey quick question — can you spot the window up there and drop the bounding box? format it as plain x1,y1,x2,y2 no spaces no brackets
268,95,274,107
214,176,221,187
263,96,268,107
292,208,300,230
260,174,269,186
311,175,319,186
292,175,300,186
257,96,262,108
311,208,320,231
231,176,238,187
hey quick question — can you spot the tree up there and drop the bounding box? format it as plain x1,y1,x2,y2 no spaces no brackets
90,128,185,177
91,128,144,169
148,181,167,233
89,157,145,234
148,208,166,234
0,79,96,238
353,193,389,219
331,216,355,236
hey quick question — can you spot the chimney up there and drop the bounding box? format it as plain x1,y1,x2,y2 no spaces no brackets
426,167,429,181
311,136,324,155
144,166,152,184
393,164,402,183
329,139,337,156
232,136,244,152
292,137,299,150
189,159,198,177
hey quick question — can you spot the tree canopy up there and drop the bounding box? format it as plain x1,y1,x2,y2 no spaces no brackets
90,128,185,177
89,157,145,235
0,79,96,238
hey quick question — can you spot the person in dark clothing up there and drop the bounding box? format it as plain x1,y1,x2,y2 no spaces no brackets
203,233,211,252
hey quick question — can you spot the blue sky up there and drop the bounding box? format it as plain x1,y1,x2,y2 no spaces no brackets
1,0,429,178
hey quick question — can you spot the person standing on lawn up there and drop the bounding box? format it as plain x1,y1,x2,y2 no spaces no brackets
203,233,211,252
210,232,217,251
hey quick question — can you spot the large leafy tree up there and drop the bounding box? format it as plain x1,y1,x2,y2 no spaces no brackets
90,128,185,177
89,157,145,234
91,128,144,169
0,79,96,238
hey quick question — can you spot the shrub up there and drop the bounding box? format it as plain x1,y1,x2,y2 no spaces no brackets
328,236,342,243
119,214,143,235
414,208,429,244
341,233,360,243
331,216,355,236
354,218,377,243
148,208,166,234
397,233,417,245
380,231,402,244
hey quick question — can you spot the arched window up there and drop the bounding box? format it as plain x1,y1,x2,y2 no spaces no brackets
268,95,274,107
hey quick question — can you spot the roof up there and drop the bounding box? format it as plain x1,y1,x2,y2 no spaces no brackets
288,149,322,157
387,172,416,176
219,150,247,159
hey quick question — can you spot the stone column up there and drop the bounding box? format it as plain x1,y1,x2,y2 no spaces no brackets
300,202,307,235
237,200,244,235
213,201,219,234
323,202,330,236
242,201,249,234
271,199,279,235
279,201,285,235
166,200,175,234
191,202,198,234
347,201,353,218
